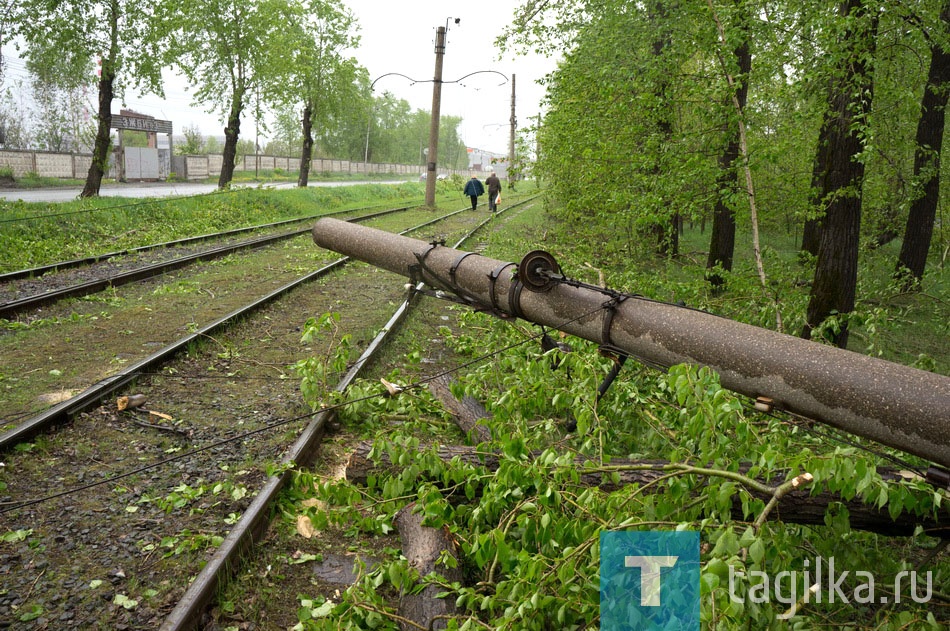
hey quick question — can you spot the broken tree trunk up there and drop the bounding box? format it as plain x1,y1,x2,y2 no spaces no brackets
427,374,493,444
395,502,464,630
348,441,946,538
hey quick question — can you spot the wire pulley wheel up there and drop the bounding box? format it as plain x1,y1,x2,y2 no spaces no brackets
519,250,560,292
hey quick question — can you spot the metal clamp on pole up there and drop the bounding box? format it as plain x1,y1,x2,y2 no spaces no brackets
597,298,630,401
488,262,515,315
449,251,478,284
508,277,527,320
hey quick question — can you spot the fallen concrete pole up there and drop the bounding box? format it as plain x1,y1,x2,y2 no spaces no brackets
312,218,950,468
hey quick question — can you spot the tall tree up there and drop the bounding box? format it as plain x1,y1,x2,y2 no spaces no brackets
155,0,297,189
534,5,694,234
705,0,752,288
281,0,360,188
896,0,950,289
801,0,880,347
647,0,680,257
10,0,163,196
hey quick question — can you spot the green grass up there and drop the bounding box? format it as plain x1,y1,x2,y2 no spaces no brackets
0,181,469,272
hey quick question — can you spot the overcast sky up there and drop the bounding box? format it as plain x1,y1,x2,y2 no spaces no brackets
2,1,557,157
343,0,558,155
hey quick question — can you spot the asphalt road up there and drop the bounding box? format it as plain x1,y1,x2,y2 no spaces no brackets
0,179,402,203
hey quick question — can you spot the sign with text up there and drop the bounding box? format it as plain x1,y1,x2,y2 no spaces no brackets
111,115,173,135
600,531,700,630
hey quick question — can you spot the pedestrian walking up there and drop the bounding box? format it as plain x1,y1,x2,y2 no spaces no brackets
485,171,501,212
463,175,484,210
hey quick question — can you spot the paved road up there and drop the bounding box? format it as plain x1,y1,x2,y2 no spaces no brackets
0,180,403,203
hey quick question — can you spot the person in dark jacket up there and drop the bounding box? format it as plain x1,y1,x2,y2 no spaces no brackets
485,171,501,212
463,175,484,210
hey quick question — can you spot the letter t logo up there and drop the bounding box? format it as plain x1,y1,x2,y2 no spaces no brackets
624,556,678,606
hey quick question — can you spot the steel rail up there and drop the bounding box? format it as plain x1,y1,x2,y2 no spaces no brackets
0,199,417,283
0,201,481,450
0,204,414,318
0,215,319,283
159,199,535,631
311,217,950,468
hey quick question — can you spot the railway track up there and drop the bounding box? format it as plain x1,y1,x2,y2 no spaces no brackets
0,195,536,629
0,202,417,319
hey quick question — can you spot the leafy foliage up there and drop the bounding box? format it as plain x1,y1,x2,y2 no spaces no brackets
287,300,947,628
517,0,948,339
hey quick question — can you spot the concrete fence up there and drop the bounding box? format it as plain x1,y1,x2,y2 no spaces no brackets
0,150,96,180
0,148,460,181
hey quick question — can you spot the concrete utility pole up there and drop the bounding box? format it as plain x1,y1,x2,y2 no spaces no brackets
425,23,451,207
509,73,516,190
312,217,950,468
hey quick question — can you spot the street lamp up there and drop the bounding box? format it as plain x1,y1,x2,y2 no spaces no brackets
363,66,508,181
364,72,419,164
364,16,507,204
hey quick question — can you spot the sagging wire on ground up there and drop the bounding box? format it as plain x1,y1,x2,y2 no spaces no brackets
0,304,608,515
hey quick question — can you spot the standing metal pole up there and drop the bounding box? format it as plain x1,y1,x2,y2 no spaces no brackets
425,26,446,207
364,103,373,164
509,73,516,190
312,217,950,468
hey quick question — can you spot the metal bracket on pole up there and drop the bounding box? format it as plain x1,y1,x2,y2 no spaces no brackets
508,277,527,320
597,298,630,401
449,251,478,284
488,262,515,314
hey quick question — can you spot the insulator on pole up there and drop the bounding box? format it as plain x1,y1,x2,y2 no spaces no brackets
312,217,950,468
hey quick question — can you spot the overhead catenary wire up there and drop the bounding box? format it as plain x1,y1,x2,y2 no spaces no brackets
0,294,599,514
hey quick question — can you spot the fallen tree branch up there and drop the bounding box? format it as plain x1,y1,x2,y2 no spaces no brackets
347,441,946,538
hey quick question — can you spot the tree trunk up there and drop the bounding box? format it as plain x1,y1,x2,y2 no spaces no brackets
427,373,492,444
800,116,834,258
706,10,750,289
800,217,821,256
218,90,244,190
647,1,678,258
394,502,463,630
81,2,119,199
801,0,878,348
706,137,739,287
346,441,946,538
298,102,313,188
896,0,950,289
